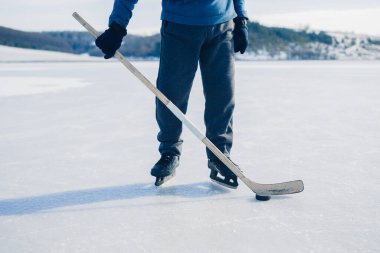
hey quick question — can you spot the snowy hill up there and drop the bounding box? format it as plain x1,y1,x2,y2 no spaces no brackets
240,30,380,60
328,32,380,60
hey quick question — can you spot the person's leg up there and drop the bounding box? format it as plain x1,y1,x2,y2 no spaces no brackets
156,21,206,156
199,20,235,159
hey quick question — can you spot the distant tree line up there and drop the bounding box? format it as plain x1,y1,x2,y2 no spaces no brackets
0,26,72,52
248,22,334,59
0,23,335,59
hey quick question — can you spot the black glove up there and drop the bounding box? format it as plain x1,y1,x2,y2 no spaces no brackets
95,22,127,59
233,17,249,54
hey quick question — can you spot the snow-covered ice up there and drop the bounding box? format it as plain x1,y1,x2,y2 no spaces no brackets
0,49,380,252
0,45,102,63
0,76,91,97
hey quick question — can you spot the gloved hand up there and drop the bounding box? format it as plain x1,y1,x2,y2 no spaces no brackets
95,22,127,59
233,17,249,54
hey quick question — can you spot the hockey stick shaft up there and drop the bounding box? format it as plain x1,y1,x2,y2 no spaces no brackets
72,12,304,196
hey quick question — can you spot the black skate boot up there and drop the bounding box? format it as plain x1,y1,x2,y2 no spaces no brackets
208,158,239,189
151,153,180,186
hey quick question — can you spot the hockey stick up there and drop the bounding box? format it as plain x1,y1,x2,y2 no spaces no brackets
72,12,304,199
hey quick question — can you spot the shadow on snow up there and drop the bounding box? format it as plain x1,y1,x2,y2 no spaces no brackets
0,182,232,216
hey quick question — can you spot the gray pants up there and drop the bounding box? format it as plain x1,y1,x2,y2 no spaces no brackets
156,20,235,159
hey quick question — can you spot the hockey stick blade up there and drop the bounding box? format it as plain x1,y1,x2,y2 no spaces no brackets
241,177,304,196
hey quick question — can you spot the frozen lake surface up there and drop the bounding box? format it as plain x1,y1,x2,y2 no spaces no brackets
1,58,380,252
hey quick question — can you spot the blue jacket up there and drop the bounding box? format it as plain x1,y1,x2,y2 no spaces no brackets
109,0,248,27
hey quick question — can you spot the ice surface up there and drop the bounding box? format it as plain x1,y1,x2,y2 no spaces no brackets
1,55,380,252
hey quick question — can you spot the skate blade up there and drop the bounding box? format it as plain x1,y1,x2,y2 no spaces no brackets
210,178,238,189
209,170,238,189
154,172,176,187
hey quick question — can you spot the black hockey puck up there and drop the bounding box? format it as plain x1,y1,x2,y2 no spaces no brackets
256,195,271,201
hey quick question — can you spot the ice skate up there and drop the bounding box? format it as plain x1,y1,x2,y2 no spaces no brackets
151,154,179,186
208,158,239,189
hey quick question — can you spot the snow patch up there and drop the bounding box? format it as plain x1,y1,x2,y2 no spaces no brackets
0,77,91,97
0,45,101,63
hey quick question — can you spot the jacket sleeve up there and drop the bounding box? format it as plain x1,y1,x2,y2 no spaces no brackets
233,0,248,19
108,0,139,27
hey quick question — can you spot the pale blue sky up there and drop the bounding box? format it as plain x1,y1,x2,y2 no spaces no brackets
1,0,379,35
